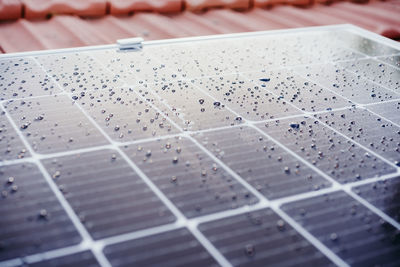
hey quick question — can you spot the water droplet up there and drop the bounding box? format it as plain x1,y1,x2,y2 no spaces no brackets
330,233,338,241
39,209,49,219
244,244,255,257
172,156,178,164
52,171,61,179
212,163,218,171
7,177,15,184
35,115,44,121
284,166,290,173
20,123,29,130
199,99,205,104
146,150,152,157
277,219,285,230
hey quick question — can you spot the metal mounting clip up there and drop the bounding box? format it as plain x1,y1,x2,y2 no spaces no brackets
117,37,144,51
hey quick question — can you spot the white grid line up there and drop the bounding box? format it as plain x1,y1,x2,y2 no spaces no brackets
362,97,400,107
373,54,400,71
58,54,233,267
2,168,399,266
290,65,393,108
364,105,400,129
0,103,378,168
174,72,350,266
0,102,111,267
1,28,399,267
339,59,400,96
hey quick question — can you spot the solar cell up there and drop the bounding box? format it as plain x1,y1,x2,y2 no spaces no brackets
353,176,400,224
122,137,257,218
0,163,81,261
28,251,100,267
4,95,109,154
0,25,399,267
377,54,400,68
138,81,241,130
282,191,400,267
193,126,330,199
104,228,219,267
367,101,400,125
259,117,396,183
339,59,400,92
194,74,300,121
41,149,176,239
293,63,399,104
199,208,334,267
77,87,179,142
315,107,400,166
0,112,30,160
0,57,59,100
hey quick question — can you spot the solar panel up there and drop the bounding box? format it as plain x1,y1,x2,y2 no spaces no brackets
0,25,399,267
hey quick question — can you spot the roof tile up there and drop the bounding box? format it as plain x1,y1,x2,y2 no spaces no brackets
0,0,399,53
22,0,107,19
254,0,312,7
110,0,182,15
185,0,250,11
0,0,22,20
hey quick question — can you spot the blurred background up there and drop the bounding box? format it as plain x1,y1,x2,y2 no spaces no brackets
0,0,399,53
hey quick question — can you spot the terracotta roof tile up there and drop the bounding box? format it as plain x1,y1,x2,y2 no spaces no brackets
254,0,312,7
185,0,250,11
110,0,182,15
0,0,399,53
22,0,107,19
0,0,21,20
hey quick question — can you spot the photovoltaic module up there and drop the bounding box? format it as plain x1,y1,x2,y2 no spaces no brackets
0,25,399,267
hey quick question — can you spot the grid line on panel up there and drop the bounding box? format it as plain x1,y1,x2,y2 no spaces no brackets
91,50,346,266
47,53,234,267
0,103,111,267
1,164,399,266
0,110,306,168
0,91,69,106
1,99,396,169
365,106,400,128
342,185,400,230
22,244,90,267
313,114,399,171
343,60,400,95
96,45,397,266
121,57,361,89
374,54,400,71
289,64,400,168
290,67,364,107
240,70,400,171
362,97,400,107
158,66,349,265
30,56,114,267
1,30,399,267
238,67,400,246
250,110,400,231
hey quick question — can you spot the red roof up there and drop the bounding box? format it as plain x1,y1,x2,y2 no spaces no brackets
0,0,399,53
